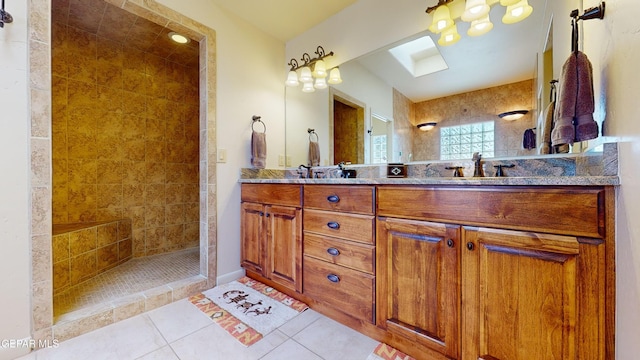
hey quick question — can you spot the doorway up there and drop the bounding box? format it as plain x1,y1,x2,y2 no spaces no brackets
331,93,365,165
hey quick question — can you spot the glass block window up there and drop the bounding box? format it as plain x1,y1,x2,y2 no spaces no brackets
440,121,494,160
372,135,388,163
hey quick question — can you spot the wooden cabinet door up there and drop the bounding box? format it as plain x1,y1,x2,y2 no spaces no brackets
266,205,302,292
462,227,605,360
377,217,461,359
240,202,266,277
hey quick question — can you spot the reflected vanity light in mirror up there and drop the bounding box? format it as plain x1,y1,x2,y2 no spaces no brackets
498,109,528,120
502,0,533,24
286,46,342,92
417,122,438,131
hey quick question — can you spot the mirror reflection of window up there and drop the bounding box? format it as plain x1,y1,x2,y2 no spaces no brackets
440,121,495,160
370,114,393,164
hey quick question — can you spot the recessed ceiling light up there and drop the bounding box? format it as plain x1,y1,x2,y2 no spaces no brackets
168,32,190,44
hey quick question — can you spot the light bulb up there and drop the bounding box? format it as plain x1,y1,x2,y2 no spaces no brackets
285,70,299,86
468,15,494,36
462,0,490,22
502,0,533,24
314,77,327,89
312,60,327,78
328,68,342,84
438,24,460,46
428,5,454,34
299,66,313,82
302,81,315,93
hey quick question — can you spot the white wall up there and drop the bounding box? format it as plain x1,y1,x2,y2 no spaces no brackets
156,1,288,282
0,1,34,359
582,0,640,357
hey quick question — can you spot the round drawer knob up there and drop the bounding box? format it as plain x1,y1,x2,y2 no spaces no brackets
327,247,340,256
327,195,340,203
327,274,340,283
327,221,340,230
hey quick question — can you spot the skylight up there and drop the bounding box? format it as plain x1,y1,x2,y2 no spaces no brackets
388,36,448,78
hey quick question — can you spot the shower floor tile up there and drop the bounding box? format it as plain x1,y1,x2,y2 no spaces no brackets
54,248,200,318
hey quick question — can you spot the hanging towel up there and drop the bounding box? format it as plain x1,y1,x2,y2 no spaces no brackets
538,101,555,154
573,51,599,142
523,128,536,150
251,131,266,169
308,140,320,166
551,51,599,147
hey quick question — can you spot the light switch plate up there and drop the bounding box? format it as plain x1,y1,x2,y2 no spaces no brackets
217,149,227,163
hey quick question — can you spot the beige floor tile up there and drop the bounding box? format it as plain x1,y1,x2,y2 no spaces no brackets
260,339,323,360
35,315,167,360
292,316,379,360
147,299,213,343
276,308,323,337
170,325,288,360
135,346,180,360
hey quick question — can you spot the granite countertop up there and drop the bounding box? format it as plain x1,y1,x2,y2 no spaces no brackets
239,176,619,186
240,144,620,186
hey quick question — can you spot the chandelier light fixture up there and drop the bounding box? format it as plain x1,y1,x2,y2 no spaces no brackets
286,46,342,93
426,0,534,46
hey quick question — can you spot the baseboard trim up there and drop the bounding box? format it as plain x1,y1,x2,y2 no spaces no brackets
216,268,245,285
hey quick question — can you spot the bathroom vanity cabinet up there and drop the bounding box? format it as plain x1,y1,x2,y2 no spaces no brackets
240,184,302,292
377,185,614,360
240,182,615,360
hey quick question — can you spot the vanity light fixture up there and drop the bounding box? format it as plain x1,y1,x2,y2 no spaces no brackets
417,122,438,131
168,31,190,44
286,46,342,92
498,109,529,120
426,0,534,45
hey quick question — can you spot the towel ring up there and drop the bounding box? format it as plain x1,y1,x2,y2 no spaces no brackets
252,115,266,133
308,128,319,142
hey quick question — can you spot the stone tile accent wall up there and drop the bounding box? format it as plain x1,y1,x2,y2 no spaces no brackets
409,79,535,161
52,220,133,294
51,5,200,257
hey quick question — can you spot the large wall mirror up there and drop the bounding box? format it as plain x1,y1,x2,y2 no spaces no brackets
284,0,595,167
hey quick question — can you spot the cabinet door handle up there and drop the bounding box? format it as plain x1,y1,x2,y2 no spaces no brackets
327,195,340,203
259,212,264,216
467,242,475,251
447,239,454,248
327,221,340,230
265,213,270,217
327,274,340,283
327,247,340,256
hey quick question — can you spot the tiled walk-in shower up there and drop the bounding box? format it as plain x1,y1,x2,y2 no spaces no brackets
54,248,200,319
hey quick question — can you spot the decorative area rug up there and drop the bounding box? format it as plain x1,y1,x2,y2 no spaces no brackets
366,343,416,360
189,277,308,346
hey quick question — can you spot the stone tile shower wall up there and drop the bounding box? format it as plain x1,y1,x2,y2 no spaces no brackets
51,21,200,257
409,79,535,161
52,220,132,293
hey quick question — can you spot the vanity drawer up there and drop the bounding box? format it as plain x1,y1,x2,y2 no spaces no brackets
241,183,301,207
377,185,605,238
304,233,375,274
304,185,374,215
303,256,375,323
303,209,374,244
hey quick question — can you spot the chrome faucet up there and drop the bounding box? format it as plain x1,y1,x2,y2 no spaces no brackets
298,164,312,179
472,152,484,177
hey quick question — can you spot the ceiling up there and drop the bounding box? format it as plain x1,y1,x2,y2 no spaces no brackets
208,0,359,43
210,0,548,102
52,0,199,66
